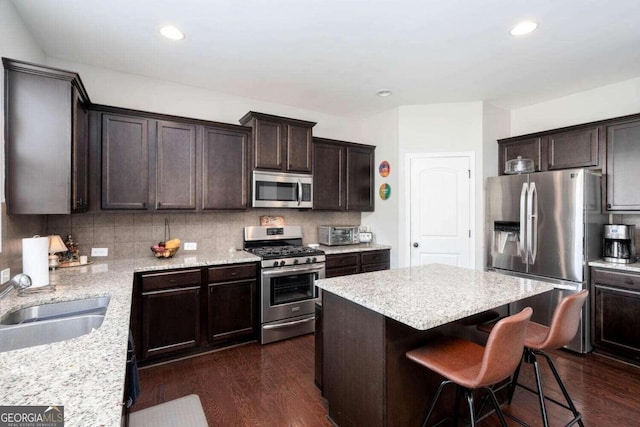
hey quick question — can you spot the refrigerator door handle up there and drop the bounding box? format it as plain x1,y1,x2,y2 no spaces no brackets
527,182,538,264
519,182,528,260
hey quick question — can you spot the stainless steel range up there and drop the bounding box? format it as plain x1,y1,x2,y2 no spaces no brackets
244,225,325,344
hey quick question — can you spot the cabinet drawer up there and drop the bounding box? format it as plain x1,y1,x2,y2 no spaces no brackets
326,266,359,278
361,263,389,273
141,269,201,292
208,263,257,283
361,250,390,266
326,254,359,269
592,268,640,290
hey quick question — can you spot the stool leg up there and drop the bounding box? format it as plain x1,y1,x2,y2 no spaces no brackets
508,354,524,404
486,387,508,427
537,350,584,427
422,380,452,427
453,385,462,426
531,354,550,427
465,389,476,427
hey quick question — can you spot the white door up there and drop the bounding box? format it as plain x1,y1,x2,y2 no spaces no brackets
409,155,472,268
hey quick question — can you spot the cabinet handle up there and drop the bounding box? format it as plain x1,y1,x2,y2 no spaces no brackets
168,279,177,283
231,272,238,276
607,203,612,209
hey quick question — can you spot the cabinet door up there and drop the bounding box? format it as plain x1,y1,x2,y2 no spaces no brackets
498,137,543,175
254,118,283,170
593,283,640,362
208,280,256,342
202,126,250,209
102,114,149,209
346,146,375,211
141,285,201,359
72,91,89,212
313,141,345,210
606,119,640,211
155,120,197,210
547,126,600,170
326,253,360,277
286,124,313,173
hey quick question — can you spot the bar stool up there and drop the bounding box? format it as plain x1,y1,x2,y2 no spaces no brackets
406,307,533,427
478,290,588,427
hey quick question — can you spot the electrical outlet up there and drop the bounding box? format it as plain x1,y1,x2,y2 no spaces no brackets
1,268,10,285
91,248,109,257
184,242,197,251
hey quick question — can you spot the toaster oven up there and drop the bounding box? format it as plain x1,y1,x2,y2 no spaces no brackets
318,226,360,246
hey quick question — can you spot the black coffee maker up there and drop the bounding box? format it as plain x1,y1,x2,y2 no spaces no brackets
603,224,636,264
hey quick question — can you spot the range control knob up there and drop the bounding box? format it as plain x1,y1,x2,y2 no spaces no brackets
273,261,279,267
312,257,317,263
306,257,311,263
293,259,299,265
279,260,286,267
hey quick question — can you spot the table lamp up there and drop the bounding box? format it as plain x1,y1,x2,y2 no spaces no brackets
48,235,68,270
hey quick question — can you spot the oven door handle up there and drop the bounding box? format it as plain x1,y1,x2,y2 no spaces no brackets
262,265,325,277
262,316,315,330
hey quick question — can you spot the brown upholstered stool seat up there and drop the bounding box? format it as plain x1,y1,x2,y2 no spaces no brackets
407,307,533,427
477,290,588,427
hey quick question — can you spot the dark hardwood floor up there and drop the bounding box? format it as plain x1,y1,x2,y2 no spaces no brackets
132,334,640,426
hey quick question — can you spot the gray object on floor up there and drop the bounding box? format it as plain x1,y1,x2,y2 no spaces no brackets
129,394,208,427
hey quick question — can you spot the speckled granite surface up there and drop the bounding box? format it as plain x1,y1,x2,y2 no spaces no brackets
316,263,554,330
0,250,259,427
588,259,640,273
319,243,391,254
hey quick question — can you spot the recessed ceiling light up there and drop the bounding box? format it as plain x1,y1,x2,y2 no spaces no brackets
160,25,185,41
376,89,392,97
510,21,538,36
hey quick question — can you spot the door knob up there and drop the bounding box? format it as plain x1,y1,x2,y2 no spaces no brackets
413,242,419,248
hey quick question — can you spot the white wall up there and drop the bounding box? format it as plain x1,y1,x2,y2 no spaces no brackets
511,77,640,135
361,108,400,267
45,58,365,143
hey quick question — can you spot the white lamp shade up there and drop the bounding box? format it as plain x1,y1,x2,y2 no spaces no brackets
48,235,68,254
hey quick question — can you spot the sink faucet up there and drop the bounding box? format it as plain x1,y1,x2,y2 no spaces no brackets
0,274,32,299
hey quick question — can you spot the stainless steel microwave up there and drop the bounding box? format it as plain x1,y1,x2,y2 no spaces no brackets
253,171,313,208
318,226,360,246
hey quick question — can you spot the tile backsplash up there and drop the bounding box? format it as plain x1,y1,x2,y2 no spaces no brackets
45,210,361,260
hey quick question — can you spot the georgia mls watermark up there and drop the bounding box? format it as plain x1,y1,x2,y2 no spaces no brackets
0,406,64,427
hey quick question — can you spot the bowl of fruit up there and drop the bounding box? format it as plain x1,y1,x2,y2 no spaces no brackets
151,239,181,258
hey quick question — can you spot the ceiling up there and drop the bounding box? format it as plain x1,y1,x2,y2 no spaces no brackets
11,0,640,118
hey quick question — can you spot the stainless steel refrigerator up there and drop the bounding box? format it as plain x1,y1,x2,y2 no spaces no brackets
486,169,607,353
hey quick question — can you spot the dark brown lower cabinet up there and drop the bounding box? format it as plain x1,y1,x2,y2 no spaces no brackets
591,268,640,364
208,264,257,343
134,263,258,364
325,249,390,278
139,269,201,360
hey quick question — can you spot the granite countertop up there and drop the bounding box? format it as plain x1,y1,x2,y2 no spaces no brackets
315,263,554,330
320,243,392,255
588,259,640,273
0,250,260,427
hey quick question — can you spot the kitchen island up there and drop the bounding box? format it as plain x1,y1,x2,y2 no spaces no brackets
315,263,554,427
0,250,259,427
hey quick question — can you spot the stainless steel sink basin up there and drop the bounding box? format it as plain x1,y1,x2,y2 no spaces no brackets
0,296,110,325
0,314,105,352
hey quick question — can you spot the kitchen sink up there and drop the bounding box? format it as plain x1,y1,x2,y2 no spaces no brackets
0,314,106,352
0,296,110,325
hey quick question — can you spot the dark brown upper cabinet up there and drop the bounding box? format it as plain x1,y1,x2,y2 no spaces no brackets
240,111,316,173
3,57,91,214
201,125,251,210
101,113,150,210
498,124,605,176
605,118,640,211
94,105,251,211
154,120,198,210
547,126,600,170
313,137,375,211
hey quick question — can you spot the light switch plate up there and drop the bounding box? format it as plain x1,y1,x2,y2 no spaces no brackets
91,248,109,257
1,268,10,285
184,242,197,251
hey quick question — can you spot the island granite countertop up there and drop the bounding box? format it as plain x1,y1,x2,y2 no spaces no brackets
0,249,260,427
315,263,554,330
